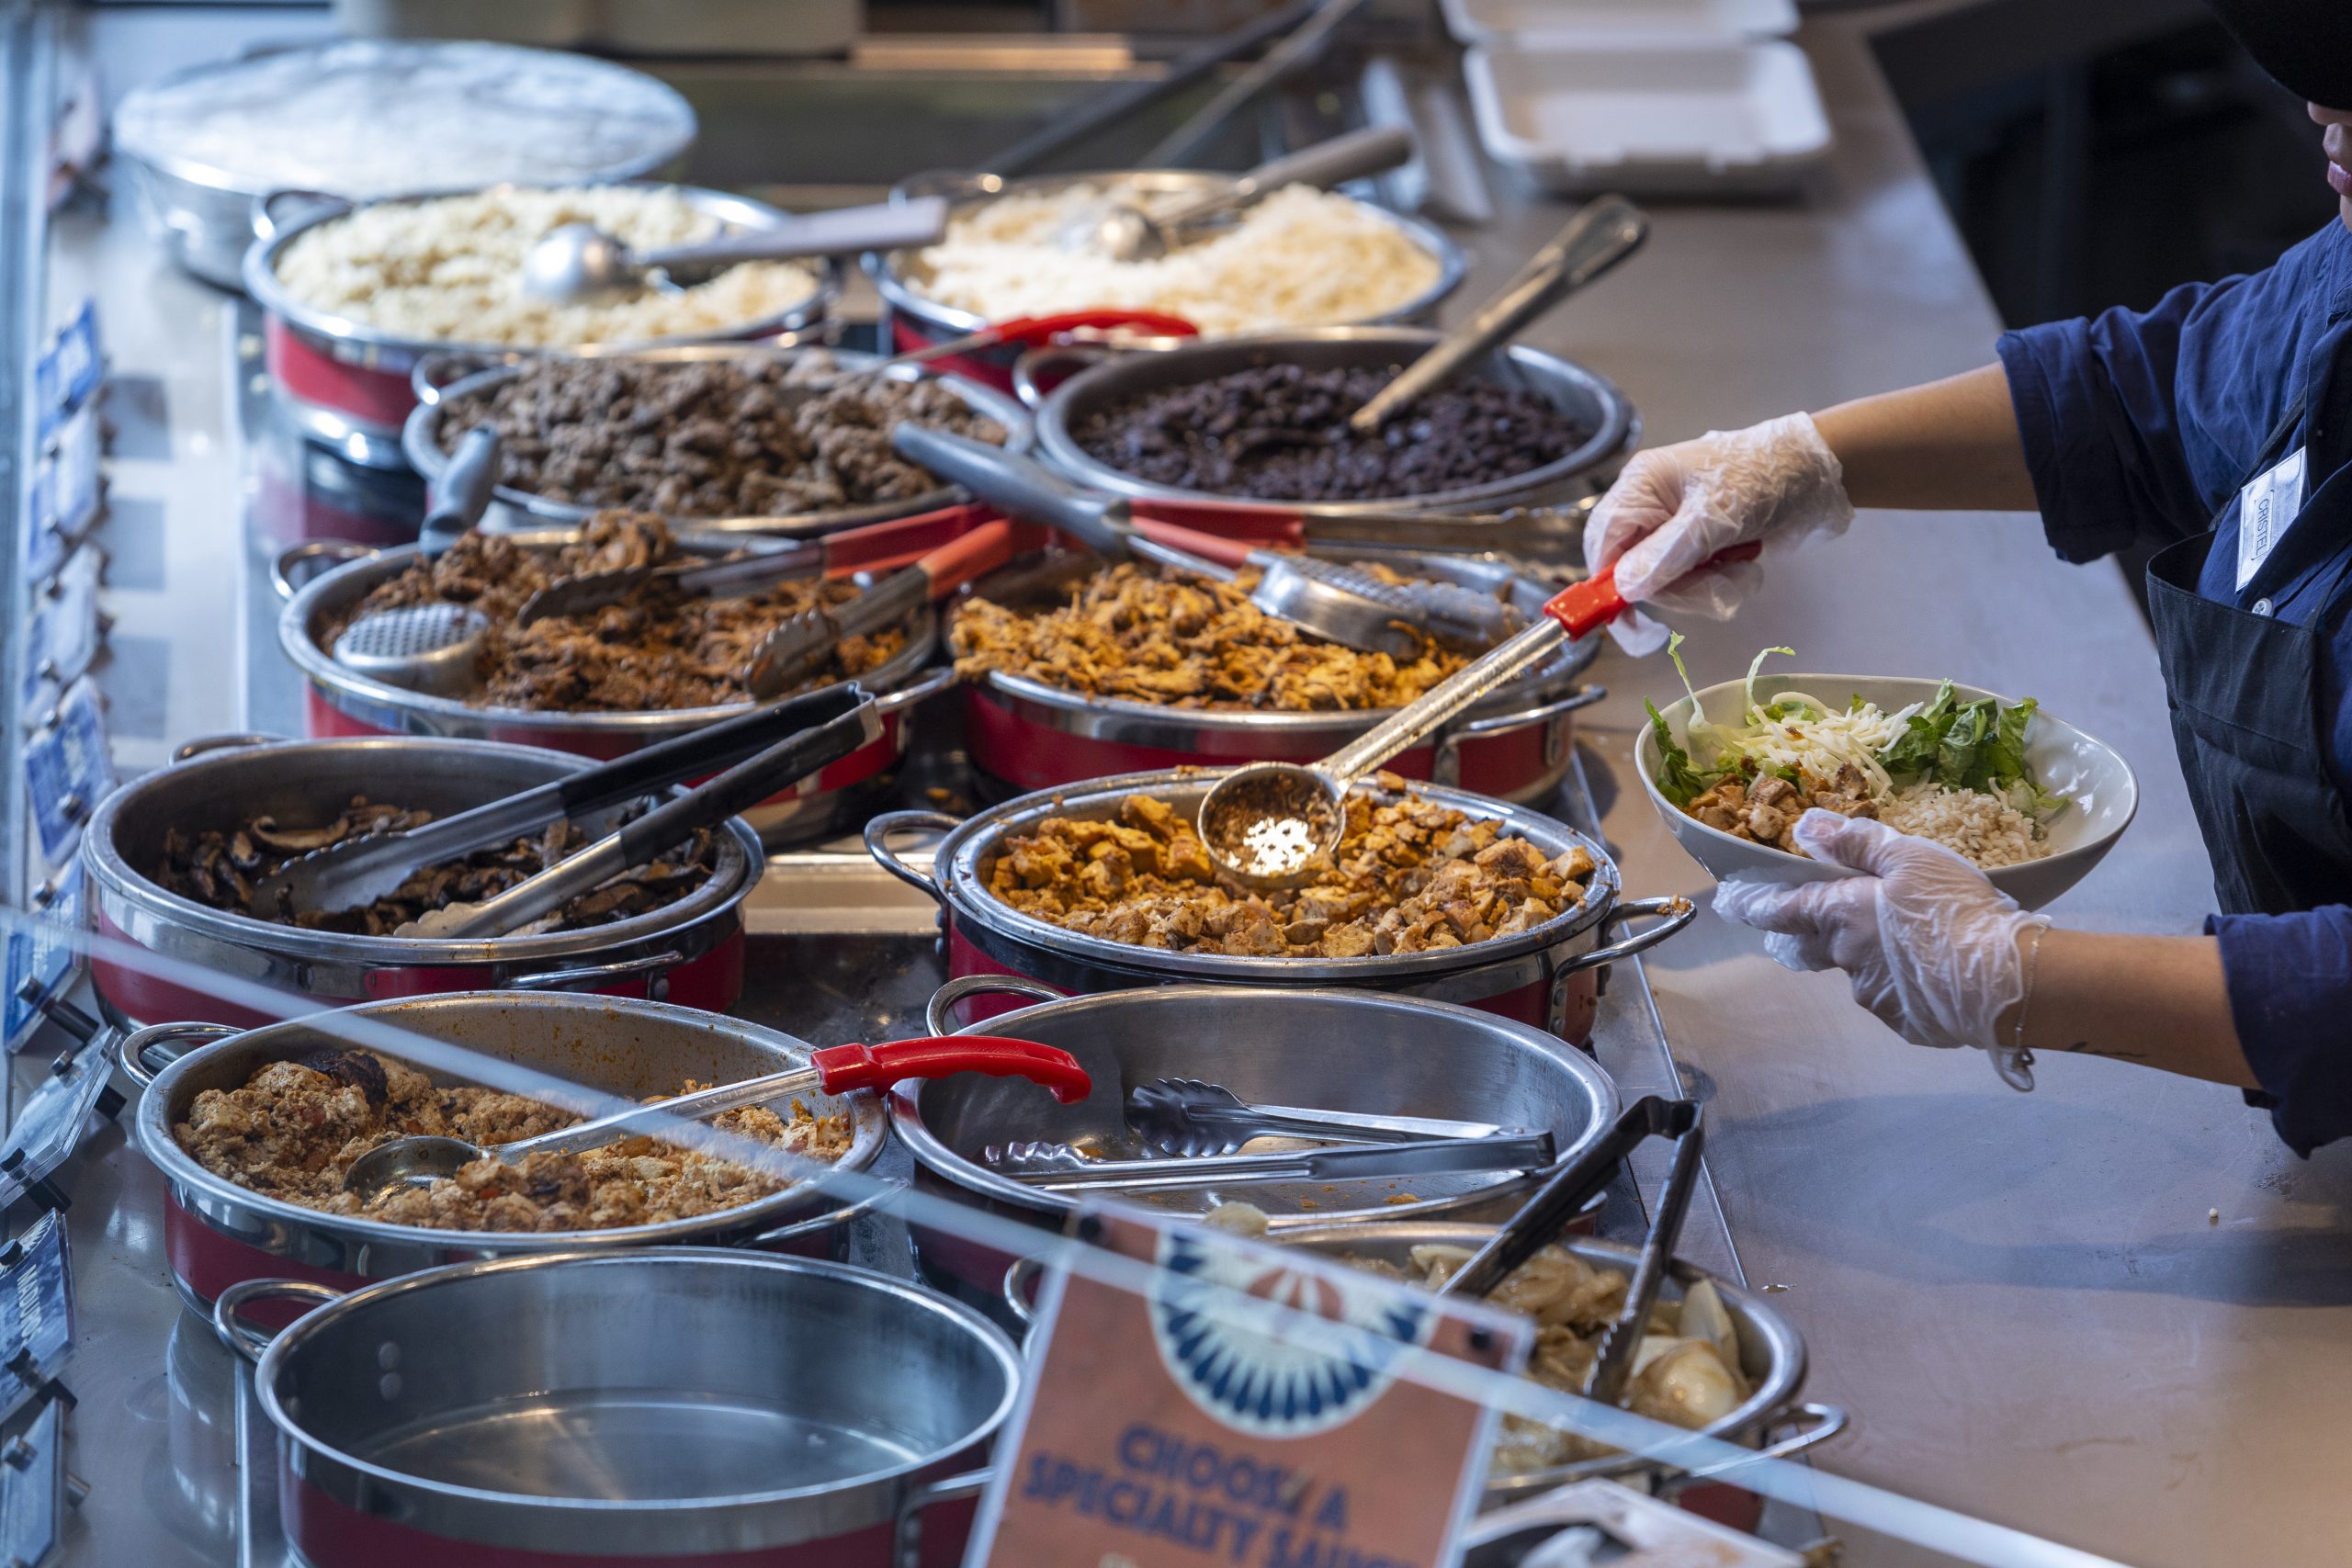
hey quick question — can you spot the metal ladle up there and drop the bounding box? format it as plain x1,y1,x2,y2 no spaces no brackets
521,197,950,306
1196,540,1762,886
1057,125,1416,263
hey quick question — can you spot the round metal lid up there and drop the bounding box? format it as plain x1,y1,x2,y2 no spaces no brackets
113,39,695,201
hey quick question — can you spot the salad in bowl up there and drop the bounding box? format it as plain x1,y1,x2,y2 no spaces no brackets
1636,642,2137,909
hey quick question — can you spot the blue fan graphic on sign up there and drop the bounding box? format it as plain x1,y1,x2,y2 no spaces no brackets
1149,1227,1435,1437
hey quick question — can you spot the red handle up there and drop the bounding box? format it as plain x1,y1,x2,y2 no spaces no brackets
1130,516,1259,570
810,1035,1094,1102
916,519,1016,598
1541,541,1764,639
819,503,996,578
1130,497,1310,548
984,310,1201,348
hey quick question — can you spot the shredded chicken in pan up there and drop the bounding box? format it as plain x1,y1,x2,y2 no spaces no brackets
984,784,1594,960
175,1048,852,1233
322,513,903,712
950,562,1475,711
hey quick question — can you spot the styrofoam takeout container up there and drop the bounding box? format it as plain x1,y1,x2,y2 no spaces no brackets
1439,0,1796,47
1463,40,1832,196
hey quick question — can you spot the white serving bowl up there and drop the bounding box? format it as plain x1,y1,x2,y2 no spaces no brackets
1634,673,2138,910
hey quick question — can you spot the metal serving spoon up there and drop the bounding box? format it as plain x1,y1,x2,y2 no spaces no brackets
1195,541,1762,887
521,197,949,306
1126,1077,1508,1156
343,1034,1092,1201
1349,195,1647,435
1057,126,1415,263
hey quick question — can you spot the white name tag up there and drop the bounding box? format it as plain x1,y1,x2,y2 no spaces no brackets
2236,446,2309,592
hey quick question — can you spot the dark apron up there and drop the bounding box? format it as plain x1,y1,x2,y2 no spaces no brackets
2146,375,2352,916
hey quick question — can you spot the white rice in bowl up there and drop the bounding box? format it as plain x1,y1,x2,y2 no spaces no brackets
902,184,1442,337
272,185,821,348
1880,784,2053,868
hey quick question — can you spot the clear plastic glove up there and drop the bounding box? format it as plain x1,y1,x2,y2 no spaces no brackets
1713,809,2045,1081
1583,413,1854,619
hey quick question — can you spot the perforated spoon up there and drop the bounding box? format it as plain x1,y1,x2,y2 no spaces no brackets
343,1034,1092,1201
1196,542,1762,887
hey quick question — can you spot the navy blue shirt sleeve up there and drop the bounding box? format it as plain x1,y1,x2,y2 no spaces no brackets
1995,222,2346,565
2210,907,2352,1156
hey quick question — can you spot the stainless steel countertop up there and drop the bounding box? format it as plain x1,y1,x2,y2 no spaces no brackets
20,3,2352,1566
1507,15,2352,1568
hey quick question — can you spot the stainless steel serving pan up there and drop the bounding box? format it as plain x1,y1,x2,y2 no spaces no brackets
277,526,950,843
954,547,1602,800
402,343,1035,539
1033,325,1638,516
865,171,1465,389
895,978,1617,1321
216,1248,1018,1565
124,993,893,1316
84,735,763,1026
1272,1223,1845,1504
244,181,841,466
868,771,1694,1045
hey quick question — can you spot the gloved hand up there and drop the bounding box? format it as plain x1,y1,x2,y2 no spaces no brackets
1583,413,1854,618
1713,809,2044,1062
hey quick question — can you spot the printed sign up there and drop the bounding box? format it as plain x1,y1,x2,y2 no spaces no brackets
32,301,100,442
22,545,103,708
23,403,102,586
968,1207,1530,1568
0,1213,73,1425
22,680,110,866
4,863,85,1055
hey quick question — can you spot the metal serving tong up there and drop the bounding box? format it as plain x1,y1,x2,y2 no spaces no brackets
396,694,883,940
250,685,876,919
1351,196,1649,434
1126,1077,1509,1156
1435,1094,1698,1302
345,1034,1093,1201
1584,1111,1706,1406
893,425,1516,654
514,507,1003,626
740,519,1016,698
993,1128,1555,1192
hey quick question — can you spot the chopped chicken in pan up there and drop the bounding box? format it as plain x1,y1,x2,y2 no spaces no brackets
984,781,1594,960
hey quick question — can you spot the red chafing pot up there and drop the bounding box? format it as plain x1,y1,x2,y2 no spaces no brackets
276,527,952,845
243,183,840,469
213,1248,1015,1566
121,994,899,1320
865,770,1693,1046
82,735,763,1026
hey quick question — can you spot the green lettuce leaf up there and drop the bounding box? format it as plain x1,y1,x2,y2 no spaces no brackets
1648,700,1718,807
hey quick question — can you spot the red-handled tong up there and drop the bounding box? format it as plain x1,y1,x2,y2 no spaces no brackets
810,1035,1092,1102
1541,540,1763,639
741,520,1015,698
885,309,1200,369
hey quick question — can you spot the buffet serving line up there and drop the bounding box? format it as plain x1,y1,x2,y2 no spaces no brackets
3,4,2346,1567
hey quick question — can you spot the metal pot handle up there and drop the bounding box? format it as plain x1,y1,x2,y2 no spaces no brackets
117,1021,239,1089
874,664,958,715
271,539,378,602
170,732,288,764
250,187,347,244
1010,344,1114,410
1432,682,1606,786
211,1279,347,1364
1658,1402,1849,1489
1001,1256,1044,1332
893,1467,991,1568
409,350,510,406
865,810,958,902
925,974,1059,1038
1561,895,1696,975
507,950,686,1000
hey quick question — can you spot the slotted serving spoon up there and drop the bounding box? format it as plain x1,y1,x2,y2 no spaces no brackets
521,197,950,306
396,694,882,938
893,425,1515,654
1196,542,1762,886
1126,1077,1508,1156
247,684,872,919
344,1034,1093,1201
